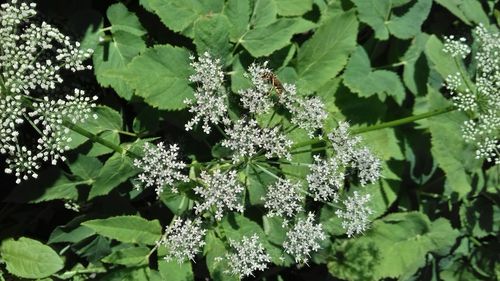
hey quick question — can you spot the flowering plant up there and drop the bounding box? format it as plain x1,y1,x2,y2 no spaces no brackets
0,1,498,281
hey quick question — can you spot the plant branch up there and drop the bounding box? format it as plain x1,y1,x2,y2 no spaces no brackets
291,105,456,151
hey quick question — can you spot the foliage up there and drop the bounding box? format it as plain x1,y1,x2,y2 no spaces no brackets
0,0,499,280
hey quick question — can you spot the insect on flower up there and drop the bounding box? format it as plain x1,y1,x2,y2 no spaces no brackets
261,71,285,95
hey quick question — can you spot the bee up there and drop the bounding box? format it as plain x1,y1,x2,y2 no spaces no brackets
261,71,285,95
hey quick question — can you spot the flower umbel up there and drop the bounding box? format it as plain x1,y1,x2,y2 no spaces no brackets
283,213,326,264
0,0,96,183
443,25,500,164
262,178,304,221
193,169,244,220
221,234,271,278
133,142,188,195
159,218,206,264
185,52,228,134
335,191,373,237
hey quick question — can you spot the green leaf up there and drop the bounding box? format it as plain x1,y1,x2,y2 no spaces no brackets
158,260,194,281
275,0,313,16
145,0,224,35
246,164,277,205
361,128,405,161
327,240,380,281
69,154,103,181
89,152,137,199
251,0,277,28
426,88,481,198
68,106,122,150
102,246,150,266
204,231,238,281
402,33,430,95
49,225,96,244
343,46,406,105
352,0,432,40
241,18,315,57
0,237,64,279
193,14,231,60
333,212,459,280
82,215,162,245
107,3,146,36
296,11,358,93
223,0,250,41
435,0,489,25
121,45,194,110
93,3,146,100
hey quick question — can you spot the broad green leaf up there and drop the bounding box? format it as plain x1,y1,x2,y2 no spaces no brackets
102,246,149,266
251,0,277,28
361,128,405,161
241,18,315,57
426,88,481,198
68,106,122,150
327,240,380,281
82,215,162,245
343,46,406,105
75,235,112,263
223,0,250,42
352,0,432,40
263,216,286,245
332,212,459,280
296,11,358,93
49,225,96,244
89,152,137,199
435,0,489,25
158,260,194,281
193,14,231,60
403,33,430,96
121,45,194,110
145,0,224,35
0,237,64,279
275,0,313,16
93,3,146,100
69,154,103,181
107,3,146,36
246,163,278,205
204,231,238,281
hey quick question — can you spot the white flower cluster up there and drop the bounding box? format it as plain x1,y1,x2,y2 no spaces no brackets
185,52,228,134
239,62,273,114
335,191,373,237
0,1,96,183
307,155,344,202
133,142,188,195
262,178,304,221
443,35,471,59
222,119,292,163
443,25,500,164
193,169,244,220
307,122,381,201
221,234,271,278
279,83,328,138
159,218,206,264
283,213,326,264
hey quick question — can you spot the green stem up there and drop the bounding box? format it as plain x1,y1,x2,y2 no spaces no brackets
350,105,456,134
62,120,133,157
291,105,456,151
